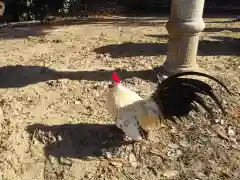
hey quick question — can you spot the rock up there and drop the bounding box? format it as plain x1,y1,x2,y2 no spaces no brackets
179,140,189,148
101,148,112,159
228,127,235,136
167,149,175,157
110,161,123,168
105,152,112,159
176,149,182,157
195,171,206,179
231,144,240,150
168,143,179,149
170,127,177,133
128,153,138,168
74,100,81,105
220,119,225,125
211,124,229,140
162,170,178,178
162,75,168,80
149,149,168,160
214,118,220,123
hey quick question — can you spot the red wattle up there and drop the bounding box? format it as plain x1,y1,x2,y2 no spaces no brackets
112,72,121,84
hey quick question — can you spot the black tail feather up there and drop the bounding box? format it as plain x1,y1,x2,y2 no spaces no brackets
207,91,227,115
190,102,201,113
151,71,231,123
163,71,231,95
194,94,214,117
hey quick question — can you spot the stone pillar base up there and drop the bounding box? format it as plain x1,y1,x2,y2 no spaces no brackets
163,0,206,75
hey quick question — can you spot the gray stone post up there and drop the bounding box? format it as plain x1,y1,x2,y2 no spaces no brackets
162,0,205,74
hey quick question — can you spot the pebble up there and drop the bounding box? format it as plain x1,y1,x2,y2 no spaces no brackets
231,144,240,150
170,127,177,133
128,153,138,168
110,161,123,168
101,148,112,159
176,149,182,157
74,101,81,105
162,170,178,178
220,119,225,125
168,143,179,149
179,140,189,148
228,127,235,136
167,149,175,157
162,75,168,80
211,124,229,140
105,152,112,159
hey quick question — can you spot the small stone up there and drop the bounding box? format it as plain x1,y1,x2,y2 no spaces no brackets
179,140,189,148
231,144,240,150
162,170,178,178
170,127,177,133
215,64,225,70
222,100,227,105
211,124,229,140
195,171,206,179
220,119,225,125
110,161,123,168
101,148,112,159
176,149,182,157
230,137,237,142
162,75,168,80
128,153,138,168
74,101,81,105
228,127,235,136
168,143,179,149
57,135,63,141
105,152,112,159
167,150,175,157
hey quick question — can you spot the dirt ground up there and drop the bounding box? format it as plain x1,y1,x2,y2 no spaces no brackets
0,16,239,180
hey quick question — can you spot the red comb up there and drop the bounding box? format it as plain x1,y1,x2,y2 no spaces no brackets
112,72,121,84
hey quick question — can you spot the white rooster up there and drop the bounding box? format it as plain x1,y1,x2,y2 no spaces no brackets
107,71,231,141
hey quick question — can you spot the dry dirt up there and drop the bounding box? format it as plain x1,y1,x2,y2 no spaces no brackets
0,16,239,180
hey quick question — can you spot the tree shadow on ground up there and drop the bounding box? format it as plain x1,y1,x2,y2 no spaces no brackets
199,36,240,56
94,34,240,57
0,17,167,40
0,23,50,39
95,42,168,58
205,18,239,23
0,65,159,88
26,123,131,159
204,27,240,33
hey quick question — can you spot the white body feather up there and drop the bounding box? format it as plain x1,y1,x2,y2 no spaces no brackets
107,84,143,126
107,83,161,141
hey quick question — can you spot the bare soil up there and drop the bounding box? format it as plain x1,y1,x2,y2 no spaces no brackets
0,16,239,180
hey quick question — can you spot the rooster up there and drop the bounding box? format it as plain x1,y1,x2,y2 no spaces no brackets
107,71,231,141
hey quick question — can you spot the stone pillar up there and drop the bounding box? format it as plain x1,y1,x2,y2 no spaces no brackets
0,1,5,16
162,0,205,74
